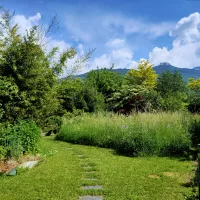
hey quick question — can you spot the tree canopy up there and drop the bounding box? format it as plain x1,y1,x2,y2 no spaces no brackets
126,60,157,89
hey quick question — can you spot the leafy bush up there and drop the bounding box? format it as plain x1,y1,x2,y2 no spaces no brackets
57,78,105,114
56,112,191,157
0,120,41,160
189,116,200,147
43,116,63,136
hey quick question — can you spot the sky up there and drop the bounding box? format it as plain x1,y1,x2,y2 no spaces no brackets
2,0,200,74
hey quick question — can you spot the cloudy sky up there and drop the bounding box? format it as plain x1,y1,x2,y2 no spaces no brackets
2,0,200,74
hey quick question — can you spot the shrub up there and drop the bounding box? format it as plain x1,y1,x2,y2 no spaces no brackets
42,116,63,136
189,115,200,147
0,120,41,160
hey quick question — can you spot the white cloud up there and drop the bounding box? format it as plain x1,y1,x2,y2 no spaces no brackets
13,13,72,53
149,12,200,68
11,13,87,77
106,38,125,48
90,38,137,71
169,12,200,46
113,17,174,38
13,13,41,34
65,14,174,42
47,39,71,53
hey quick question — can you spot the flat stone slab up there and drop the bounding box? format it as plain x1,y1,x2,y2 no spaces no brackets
79,196,103,200
82,166,93,169
6,168,17,176
84,171,96,173
18,161,39,169
81,185,103,190
83,178,98,181
76,154,85,157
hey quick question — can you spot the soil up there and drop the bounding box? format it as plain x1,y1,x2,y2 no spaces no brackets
0,154,41,173
0,160,19,173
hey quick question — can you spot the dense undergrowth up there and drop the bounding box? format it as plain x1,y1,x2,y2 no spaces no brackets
56,112,200,157
0,120,41,160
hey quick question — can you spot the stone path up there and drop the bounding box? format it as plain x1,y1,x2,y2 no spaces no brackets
81,185,103,190
73,152,104,200
79,196,103,200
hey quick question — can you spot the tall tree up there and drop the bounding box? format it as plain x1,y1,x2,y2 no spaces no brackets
85,67,124,99
57,78,105,113
157,71,187,96
0,7,88,124
187,78,200,112
156,71,187,111
126,60,157,89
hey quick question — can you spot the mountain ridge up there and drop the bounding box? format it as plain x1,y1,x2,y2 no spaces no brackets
74,63,200,81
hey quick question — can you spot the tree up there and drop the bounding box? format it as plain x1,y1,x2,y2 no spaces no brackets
0,76,19,122
0,7,90,124
85,67,124,99
107,85,148,113
157,71,187,96
57,78,105,113
156,71,187,111
187,78,200,113
126,60,157,89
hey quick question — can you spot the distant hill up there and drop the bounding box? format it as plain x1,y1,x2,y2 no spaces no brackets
74,62,200,81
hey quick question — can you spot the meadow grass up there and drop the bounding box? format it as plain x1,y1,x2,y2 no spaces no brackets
0,137,81,200
0,137,194,200
56,112,192,156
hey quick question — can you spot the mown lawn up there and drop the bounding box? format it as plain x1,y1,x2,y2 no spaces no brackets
0,137,195,200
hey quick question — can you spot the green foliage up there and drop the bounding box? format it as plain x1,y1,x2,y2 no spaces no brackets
141,89,162,111
156,71,188,111
126,60,157,89
85,67,124,98
0,76,20,122
188,78,200,91
0,25,58,122
157,71,187,96
0,145,6,160
187,78,200,113
0,137,193,200
108,85,148,112
189,116,200,147
159,93,188,112
0,8,91,125
57,78,105,113
43,116,63,135
0,120,41,160
56,112,191,157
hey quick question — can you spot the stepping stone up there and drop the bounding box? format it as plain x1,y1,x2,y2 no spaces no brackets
85,171,96,173
83,178,98,181
81,185,103,190
6,168,17,176
82,166,94,169
79,196,103,200
18,161,39,169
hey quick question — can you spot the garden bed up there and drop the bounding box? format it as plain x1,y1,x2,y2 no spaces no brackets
0,155,41,174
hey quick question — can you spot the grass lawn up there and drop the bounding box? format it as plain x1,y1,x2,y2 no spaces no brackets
0,137,195,200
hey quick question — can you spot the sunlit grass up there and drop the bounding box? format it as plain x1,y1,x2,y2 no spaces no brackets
0,137,195,199
56,112,192,156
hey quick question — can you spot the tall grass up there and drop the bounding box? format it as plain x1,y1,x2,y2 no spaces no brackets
56,112,192,156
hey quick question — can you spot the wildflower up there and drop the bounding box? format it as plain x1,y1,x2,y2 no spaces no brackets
166,124,170,128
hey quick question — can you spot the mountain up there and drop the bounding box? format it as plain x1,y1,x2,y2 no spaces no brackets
74,63,200,81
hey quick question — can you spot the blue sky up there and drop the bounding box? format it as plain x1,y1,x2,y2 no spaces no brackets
2,0,200,73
